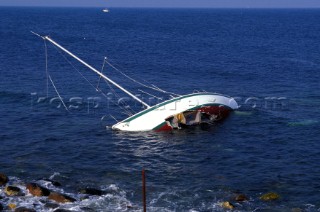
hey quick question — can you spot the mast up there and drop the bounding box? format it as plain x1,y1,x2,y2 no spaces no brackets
43,36,150,108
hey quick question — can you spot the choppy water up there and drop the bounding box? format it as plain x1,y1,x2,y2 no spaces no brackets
0,7,320,211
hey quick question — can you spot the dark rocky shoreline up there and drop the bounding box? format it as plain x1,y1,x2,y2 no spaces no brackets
0,172,119,212
1,172,305,211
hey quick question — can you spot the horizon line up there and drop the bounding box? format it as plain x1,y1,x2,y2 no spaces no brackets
1,5,320,9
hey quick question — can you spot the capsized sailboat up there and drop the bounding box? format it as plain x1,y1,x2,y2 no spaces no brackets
35,34,239,132
112,93,238,131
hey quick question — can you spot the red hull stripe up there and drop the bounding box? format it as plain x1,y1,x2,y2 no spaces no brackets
154,122,172,132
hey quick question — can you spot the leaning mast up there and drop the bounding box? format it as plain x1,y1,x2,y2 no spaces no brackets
42,35,150,108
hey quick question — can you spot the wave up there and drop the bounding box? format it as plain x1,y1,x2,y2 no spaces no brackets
1,174,319,211
0,175,134,212
288,119,319,126
282,58,319,68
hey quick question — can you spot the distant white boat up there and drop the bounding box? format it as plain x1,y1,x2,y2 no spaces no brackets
103,8,109,13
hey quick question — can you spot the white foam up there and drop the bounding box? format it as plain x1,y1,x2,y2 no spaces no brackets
0,176,134,211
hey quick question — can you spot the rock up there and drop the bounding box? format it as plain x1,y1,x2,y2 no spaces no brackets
79,188,105,196
54,209,72,212
235,194,248,202
26,183,50,196
0,203,3,211
14,207,36,212
221,201,234,209
8,203,16,210
0,173,9,186
44,202,59,209
5,186,22,196
127,205,136,209
260,192,280,201
291,208,302,212
48,192,76,203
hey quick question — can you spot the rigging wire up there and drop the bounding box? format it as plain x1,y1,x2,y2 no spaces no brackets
103,79,135,116
43,37,175,117
138,89,163,100
96,57,136,115
48,74,69,112
52,43,136,115
32,31,178,99
96,57,107,91
104,58,180,97
44,39,49,98
51,44,101,93
35,32,140,118
50,44,135,116
44,39,69,112
99,63,136,116
97,57,139,116
50,44,123,106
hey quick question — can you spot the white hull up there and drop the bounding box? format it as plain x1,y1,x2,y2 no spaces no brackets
112,92,238,132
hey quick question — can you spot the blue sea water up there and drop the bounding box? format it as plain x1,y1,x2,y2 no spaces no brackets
0,7,320,211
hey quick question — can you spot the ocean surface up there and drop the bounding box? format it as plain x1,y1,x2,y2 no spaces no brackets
0,7,320,211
